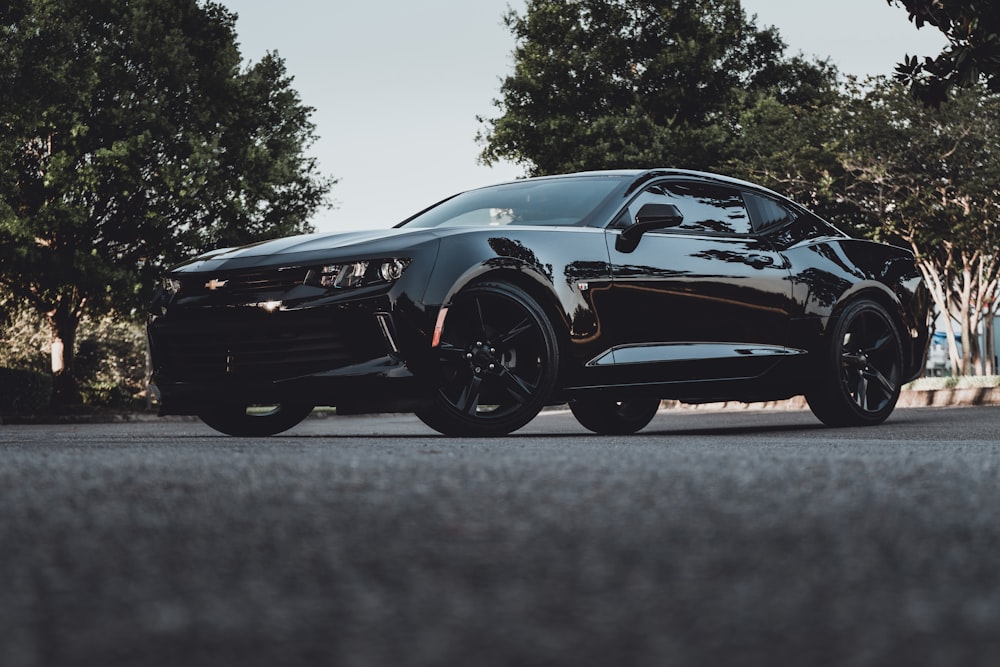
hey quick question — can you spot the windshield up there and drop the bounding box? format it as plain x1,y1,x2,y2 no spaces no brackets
399,176,627,229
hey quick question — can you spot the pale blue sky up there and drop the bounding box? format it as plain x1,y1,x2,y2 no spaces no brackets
218,0,947,233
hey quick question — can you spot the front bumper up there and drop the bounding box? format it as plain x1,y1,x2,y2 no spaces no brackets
153,354,432,416
148,289,440,416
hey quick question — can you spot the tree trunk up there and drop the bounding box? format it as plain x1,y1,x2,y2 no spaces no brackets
984,314,996,376
916,256,963,376
46,298,83,407
961,316,978,376
924,248,1000,377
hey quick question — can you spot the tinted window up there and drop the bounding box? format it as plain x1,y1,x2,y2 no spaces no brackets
620,180,752,235
743,192,795,232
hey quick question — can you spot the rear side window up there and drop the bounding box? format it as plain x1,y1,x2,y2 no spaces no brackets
743,192,795,232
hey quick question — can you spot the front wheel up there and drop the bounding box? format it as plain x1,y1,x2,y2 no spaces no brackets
198,403,314,436
806,299,903,427
416,282,560,437
569,397,662,435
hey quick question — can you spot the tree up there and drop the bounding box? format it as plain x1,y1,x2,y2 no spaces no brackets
837,79,1000,375
724,66,845,219
478,0,836,175
889,0,1000,105
0,0,334,405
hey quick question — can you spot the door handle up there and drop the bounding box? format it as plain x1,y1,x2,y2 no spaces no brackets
747,254,774,269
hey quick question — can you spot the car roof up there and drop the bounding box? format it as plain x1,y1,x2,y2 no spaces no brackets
504,168,786,199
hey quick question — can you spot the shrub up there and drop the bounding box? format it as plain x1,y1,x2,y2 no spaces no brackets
75,313,148,405
79,381,131,409
3,291,150,410
0,297,48,374
0,367,53,413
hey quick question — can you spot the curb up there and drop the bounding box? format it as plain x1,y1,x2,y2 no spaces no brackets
897,386,1000,408
0,412,198,426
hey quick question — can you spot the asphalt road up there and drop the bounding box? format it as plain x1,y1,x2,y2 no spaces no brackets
3,406,1000,667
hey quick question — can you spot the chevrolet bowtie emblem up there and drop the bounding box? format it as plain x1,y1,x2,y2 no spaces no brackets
205,278,228,290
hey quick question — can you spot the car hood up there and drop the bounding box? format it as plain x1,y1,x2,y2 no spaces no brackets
171,227,445,273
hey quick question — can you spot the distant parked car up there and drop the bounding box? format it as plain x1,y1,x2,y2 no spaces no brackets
148,169,931,436
926,339,949,376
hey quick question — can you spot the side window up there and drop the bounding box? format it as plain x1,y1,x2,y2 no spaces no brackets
619,180,752,235
742,191,796,232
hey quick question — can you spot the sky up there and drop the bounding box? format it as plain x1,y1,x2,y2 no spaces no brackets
217,0,948,234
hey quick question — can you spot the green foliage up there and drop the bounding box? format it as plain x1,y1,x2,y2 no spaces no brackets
889,0,1000,105
479,0,837,175
0,292,49,373
724,70,846,222
79,381,130,409
0,0,333,313
1,293,149,410
0,0,335,404
74,312,147,408
839,80,1000,247
0,367,52,413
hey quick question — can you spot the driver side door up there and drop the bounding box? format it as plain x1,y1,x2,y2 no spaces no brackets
596,178,795,383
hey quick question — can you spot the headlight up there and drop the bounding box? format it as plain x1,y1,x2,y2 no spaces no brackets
378,258,408,282
304,259,410,289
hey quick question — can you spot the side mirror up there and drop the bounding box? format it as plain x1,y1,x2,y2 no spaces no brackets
616,203,683,252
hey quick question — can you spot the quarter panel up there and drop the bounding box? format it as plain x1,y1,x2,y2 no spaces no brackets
777,235,929,379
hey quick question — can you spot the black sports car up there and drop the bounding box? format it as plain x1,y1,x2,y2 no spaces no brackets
148,169,931,437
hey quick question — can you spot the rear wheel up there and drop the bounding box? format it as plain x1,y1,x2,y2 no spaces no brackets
198,403,314,436
416,282,559,437
569,397,661,435
806,299,903,427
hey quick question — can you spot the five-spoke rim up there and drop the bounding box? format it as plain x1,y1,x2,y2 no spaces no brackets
839,309,900,413
435,291,546,420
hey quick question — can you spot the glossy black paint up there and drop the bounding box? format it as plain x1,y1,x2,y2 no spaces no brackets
148,169,931,419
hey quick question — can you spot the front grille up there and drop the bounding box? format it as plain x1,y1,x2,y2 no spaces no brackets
178,267,309,301
152,307,385,382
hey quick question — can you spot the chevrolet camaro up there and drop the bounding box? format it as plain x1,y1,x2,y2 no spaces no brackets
148,169,931,436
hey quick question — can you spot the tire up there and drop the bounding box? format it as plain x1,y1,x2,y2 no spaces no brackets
416,282,560,437
806,299,903,427
198,402,314,436
569,396,661,435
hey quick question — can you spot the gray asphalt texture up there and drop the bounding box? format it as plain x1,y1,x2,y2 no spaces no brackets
2,406,1000,667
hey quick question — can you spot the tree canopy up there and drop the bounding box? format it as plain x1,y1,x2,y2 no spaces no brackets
0,0,334,403
723,73,845,220
890,0,1000,105
478,0,838,175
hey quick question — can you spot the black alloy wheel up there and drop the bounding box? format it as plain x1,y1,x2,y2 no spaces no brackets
569,396,662,435
198,402,314,436
416,282,560,437
806,299,903,426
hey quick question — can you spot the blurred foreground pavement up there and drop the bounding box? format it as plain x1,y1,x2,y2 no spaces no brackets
2,406,1000,667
